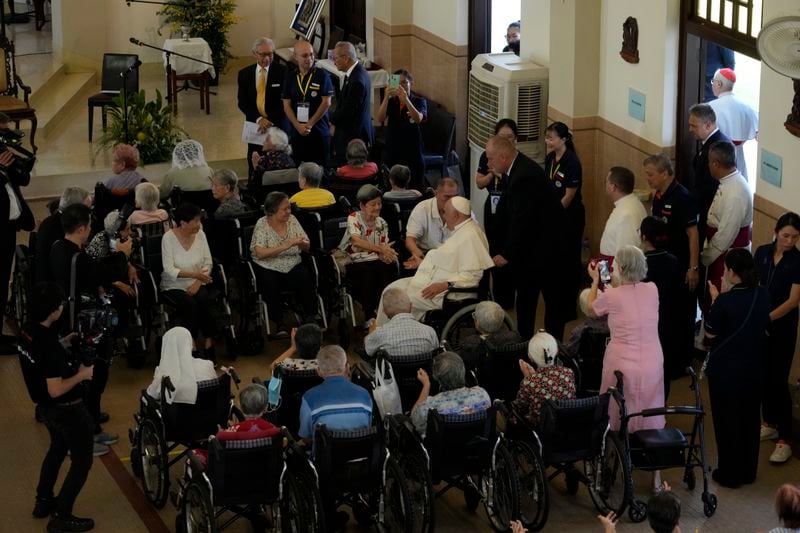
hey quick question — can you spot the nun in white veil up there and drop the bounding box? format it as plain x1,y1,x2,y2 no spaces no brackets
146,326,218,404
159,139,214,199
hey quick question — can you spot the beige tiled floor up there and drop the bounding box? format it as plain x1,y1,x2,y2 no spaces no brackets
4,9,800,533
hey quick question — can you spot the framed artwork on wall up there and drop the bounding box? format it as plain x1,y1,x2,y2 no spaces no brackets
290,0,327,40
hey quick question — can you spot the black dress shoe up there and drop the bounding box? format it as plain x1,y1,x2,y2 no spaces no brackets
47,513,95,532
97,412,110,424
712,469,741,489
32,497,55,518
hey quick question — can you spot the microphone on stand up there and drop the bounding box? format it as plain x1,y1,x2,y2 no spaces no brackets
129,37,142,46
120,59,142,78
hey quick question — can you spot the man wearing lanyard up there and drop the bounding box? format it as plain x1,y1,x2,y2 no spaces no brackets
281,40,334,168
237,37,287,179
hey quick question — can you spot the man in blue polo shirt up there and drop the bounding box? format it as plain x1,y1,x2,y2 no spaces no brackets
298,344,372,442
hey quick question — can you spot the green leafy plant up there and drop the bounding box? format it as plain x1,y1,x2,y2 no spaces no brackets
95,89,187,165
158,0,240,76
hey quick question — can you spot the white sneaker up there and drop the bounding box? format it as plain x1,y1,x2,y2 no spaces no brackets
761,425,779,441
770,443,793,463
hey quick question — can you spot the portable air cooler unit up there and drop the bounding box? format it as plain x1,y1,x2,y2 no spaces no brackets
467,52,549,223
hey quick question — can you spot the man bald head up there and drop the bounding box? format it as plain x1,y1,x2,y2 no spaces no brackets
293,40,315,73
485,135,517,176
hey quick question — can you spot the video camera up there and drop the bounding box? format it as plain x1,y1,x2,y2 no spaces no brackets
71,293,119,365
0,127,36,174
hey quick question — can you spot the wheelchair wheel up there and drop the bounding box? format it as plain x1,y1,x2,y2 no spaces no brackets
379,457,414,533
702,492,718,517
280,469,321,532
398,452,435,533
181,480,216,533
464,478,482,511
511,441,548,532
586,432,631,517
485,442,521,532
138,417,169,508
628,498,648,522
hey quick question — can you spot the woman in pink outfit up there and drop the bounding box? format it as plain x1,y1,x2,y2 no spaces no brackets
587,245,665,434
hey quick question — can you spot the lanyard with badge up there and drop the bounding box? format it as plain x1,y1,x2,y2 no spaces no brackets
489,174,502,215
296,69,314,123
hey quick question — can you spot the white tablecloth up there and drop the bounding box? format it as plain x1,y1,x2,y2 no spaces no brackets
316,58,388,89
163,38,215,78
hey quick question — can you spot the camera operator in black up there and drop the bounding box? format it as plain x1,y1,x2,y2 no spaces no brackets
49,204,131,445
18,282,97,532
0,110,35,354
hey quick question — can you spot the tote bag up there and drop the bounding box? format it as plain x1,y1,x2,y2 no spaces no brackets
373,359,402,418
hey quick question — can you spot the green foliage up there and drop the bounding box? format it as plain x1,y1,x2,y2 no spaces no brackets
158,0,240,75
95,89,187,165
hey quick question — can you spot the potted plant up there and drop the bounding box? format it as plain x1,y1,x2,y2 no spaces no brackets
96,89,187,165
158,0,240,84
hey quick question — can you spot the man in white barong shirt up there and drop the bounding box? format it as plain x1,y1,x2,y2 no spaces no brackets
377,196,493,325
700,141,752,310
708,68,758,179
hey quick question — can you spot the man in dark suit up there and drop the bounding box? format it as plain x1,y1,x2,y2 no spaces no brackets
687,103,730,239
0,147,34,353
485,135,567,340
329,41,374,166
237,37,287,178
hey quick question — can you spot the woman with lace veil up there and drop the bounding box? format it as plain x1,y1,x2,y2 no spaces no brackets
159,139,214,199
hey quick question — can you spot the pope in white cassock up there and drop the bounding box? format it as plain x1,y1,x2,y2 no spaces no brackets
708,67,758,179
376,196,494,325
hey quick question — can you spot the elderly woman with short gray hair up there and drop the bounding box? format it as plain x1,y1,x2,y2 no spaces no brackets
337,138,378,181
252,127,296,176
457,300,521,372
250,191,318,328
587,244,665,438
211,168,248,219
411,352,491,437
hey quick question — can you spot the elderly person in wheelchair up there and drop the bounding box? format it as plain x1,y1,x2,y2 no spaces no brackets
411,351,491,437
512,331,576,427
458,300,522,371
376,196,494,325
146,327,218,402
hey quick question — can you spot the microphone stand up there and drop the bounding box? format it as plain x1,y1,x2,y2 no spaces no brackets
120,62,142,145
129,38,215,106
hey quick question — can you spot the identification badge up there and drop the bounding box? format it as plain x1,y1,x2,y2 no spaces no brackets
297,103,310,122
489,192,502,214
555,180,562,188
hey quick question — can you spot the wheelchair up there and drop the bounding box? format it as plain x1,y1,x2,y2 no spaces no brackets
8,231,36,326
422,283,516,352
312,423,415,531
351,348,439,414
611,367,717,522
137,231,238,358
169,187,220,215
128,369,241,509
414,407,520,532
266,364,323,437
93,182,136,235
497,386,620,532
172,426,324,532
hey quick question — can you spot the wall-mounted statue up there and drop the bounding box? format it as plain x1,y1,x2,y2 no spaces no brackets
620,16,640,64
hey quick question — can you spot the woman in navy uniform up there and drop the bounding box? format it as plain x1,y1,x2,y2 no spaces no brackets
754,212,800,464
281,41,334,168
474,118,517,309
377,69,427,191
704,248,770,488
544,122,584,322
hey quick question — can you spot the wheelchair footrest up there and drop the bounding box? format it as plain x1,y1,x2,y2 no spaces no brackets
629,428,688,469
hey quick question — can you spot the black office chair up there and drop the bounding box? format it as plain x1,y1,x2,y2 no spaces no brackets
87,53,140,142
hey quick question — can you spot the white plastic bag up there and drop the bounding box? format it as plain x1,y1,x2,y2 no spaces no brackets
372,359,402,418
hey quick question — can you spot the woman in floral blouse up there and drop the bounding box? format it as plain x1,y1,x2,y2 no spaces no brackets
512,331,576,426
250,191,318,327
338,184,398,321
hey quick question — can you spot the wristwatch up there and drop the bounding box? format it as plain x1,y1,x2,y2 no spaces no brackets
447,282,454,290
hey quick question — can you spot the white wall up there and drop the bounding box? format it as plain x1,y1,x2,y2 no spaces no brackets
521,0,549,66
412,0,468,45
597,0,680,146
755,0,800,209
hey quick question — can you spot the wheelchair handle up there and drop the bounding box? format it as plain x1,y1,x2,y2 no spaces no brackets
227,367,241,385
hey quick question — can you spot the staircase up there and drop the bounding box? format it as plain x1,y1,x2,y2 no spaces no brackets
28,64,96,140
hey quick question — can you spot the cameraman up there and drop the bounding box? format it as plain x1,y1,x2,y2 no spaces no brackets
0,111,35,354
18,282,97,532
49,203,132,446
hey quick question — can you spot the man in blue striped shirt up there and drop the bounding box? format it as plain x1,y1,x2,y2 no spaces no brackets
298,345,373,443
